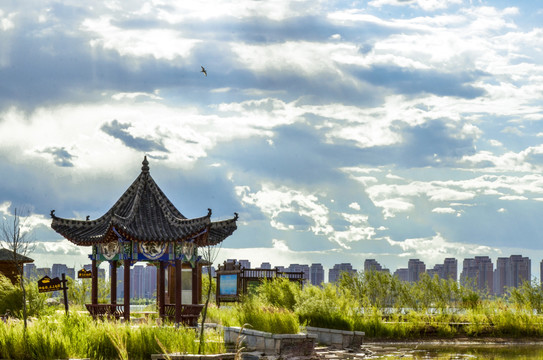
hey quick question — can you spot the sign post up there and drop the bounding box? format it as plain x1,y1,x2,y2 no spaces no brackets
37,274,69,315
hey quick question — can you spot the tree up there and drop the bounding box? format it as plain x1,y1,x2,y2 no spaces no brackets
1,207,36,329
198,242,222,355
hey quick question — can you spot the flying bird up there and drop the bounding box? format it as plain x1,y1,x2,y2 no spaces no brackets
200,66,207,76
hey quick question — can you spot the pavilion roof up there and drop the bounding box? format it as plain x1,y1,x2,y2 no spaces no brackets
50,157,237,246
0,248,34,263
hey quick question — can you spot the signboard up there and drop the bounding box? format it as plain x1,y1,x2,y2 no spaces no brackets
78,268,92,279
219,274,238,296
37,274,70,314
38,276,63,293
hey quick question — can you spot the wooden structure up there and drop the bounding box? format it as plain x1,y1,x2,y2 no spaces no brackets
216,261,304,306
0,249,34,284
50,157,238,324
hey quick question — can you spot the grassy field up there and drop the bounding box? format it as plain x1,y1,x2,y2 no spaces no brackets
0,312,225,360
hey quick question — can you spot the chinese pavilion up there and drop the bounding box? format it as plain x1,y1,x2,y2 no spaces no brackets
50,156,238,324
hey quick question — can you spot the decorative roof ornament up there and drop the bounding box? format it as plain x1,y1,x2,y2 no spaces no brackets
141,155,150,173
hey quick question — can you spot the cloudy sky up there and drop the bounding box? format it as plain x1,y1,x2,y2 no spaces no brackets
1,0,543,280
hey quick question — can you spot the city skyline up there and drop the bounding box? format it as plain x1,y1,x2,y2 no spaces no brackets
2,1,543,277
25,253,538,297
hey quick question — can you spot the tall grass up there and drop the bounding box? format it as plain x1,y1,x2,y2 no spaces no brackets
0,312,225,360
234,296,299,334
219,273,543,339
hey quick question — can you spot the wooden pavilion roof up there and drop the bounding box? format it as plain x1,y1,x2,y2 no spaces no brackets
0,248,34,263
50,157,237,246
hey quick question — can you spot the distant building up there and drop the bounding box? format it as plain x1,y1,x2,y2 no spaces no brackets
394,268,409,282
494,257,508,296
37,267,51,278
260,262,272,270
408,259,426,282
227,259,251,269
288,264,310,283
364,259,390,273
24,263,37,279
328,263,357,283
461,256,493,293
309,263,325,286
238,259,251,269
428,258,457,281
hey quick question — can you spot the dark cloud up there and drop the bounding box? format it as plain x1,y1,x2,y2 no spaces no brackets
101,119,169,153
39,147,75,167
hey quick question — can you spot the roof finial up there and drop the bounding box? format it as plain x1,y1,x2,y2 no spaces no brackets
142,156,149,173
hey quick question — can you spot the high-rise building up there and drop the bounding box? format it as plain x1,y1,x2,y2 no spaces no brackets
227,259,251,269
288,264,310,282
443,258,458,281
260,262,272,269
494,255,531,295
461,256,493,293
494,257,508,296
506,255,530,289
428,258,457,281
37,267,51,277
24,263,37,279
238,259,251,269
408,259,426,282
309,263,324,285
394,268,409,282
328,263,357,283
364,259,389,273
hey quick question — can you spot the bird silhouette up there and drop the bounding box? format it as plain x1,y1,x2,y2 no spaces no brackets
200,66,207,76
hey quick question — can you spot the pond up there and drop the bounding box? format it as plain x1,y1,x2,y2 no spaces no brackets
364,342,543,359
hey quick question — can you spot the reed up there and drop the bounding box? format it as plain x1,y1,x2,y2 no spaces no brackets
235,296,300,334
0,311,224,360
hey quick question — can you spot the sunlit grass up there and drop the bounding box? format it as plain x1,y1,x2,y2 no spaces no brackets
0,312,225,360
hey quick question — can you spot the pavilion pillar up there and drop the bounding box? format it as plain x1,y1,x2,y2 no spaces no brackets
123,259,130,321
158,261,166,319
175,259,182,323
110,261,117,304
192,265,199,304
91,259,98,305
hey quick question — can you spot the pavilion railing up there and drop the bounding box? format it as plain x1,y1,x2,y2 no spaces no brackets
241,268,304,280
164,304,204,327
85,304,125,319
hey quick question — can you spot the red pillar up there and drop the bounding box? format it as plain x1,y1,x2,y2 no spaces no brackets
175,259,182,323
158,261,165,319
110,261,117,304
123,259,130,321
91,260,98,305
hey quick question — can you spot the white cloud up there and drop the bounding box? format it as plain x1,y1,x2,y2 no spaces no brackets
369,0,463,11
349,202,361,210
83,16,201,60
235,184,333,235
387,233,500,265
432,207,456,214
